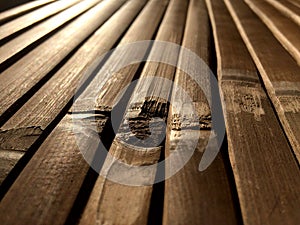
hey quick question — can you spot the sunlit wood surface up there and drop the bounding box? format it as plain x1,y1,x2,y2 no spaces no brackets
0,0,299,225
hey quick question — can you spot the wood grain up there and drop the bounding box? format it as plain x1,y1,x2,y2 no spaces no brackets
162,0,239,224
209,0,300,224
225,0,300,164
0,0,146,185
0,0,82,41
0,0,167,224
79,0,191,224
263,0,300,27
245,0,300,65
0,0,125,124
0,0,55,24
0,0,102,65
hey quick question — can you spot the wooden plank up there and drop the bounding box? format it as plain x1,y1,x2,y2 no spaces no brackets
0,0,146,185
263,0,300,27
211,0,300,224
0,0,125,124
287,0,300,8
162,0,239,224
0,0,55,24
225,0,300,164
245,0,300,65
78,0,190,224
0,0,168,224
0,0,102,65
0,0,82,41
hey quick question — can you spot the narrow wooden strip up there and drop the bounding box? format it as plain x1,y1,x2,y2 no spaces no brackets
208,0,300,224
0,0,55,24
79,0,190,224
0,0,146,185
0,0,125,123
0,1,167,224
162,0,238,224
0,0,82,40
225,0,300,163
287,0,300,8
264,0,300,27
245,0,300,65
0,0,102,65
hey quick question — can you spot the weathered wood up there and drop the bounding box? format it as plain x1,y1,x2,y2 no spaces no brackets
0,0,167,224
225,0,300,164
208,0,300,224
0,0,82,41
0,0,125,124
79,0,190,224
0,0,146,185
0,0,102,65
0,0,55,24
245,0,300,65
162,0,238,224
263,0,300,27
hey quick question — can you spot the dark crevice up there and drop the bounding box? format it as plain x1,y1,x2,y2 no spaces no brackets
220,137,245,225
0,1,55,25
0,3,95,71
0,11,116,127
254,67,300,169
0,0,32,12
0,96,74,200
208,15,244,225
147,145,165,225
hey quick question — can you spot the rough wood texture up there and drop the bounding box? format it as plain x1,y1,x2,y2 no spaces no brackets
0,0,55,24
225,0,300,164
263,0,300,27
0,0,82,41
162,1,238,224
79,0,191,224
0,0,146,185
245,0,300,65
210,0,300,225
0,0,125,124
0,0,102,65
0,0,167,224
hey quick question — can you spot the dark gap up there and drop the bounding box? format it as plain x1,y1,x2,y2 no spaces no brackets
63,4,157,224
64,116,116,225
220,137,245,225
254,67,300,169
0,2,55,25
0,96,74,200
0,4,81,46
0,3,131,196
0,7,119,127
0,3,95,70
207,14,244,224
0,0,31,12
147,145,165,225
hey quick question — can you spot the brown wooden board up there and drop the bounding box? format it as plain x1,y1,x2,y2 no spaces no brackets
0,0,82,41
209,0,300,224
78,0,190,224
263,0,300,27
245,0,300,65
0,0,103,65
225,0,300,164
0,0,125,124
0,0,55,24
0,0,168,224
162,0,239,224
